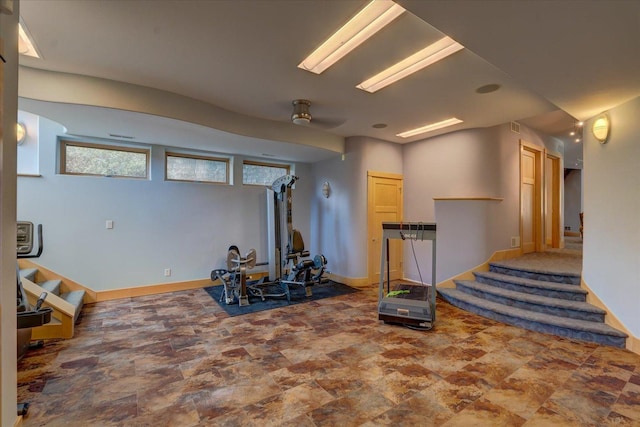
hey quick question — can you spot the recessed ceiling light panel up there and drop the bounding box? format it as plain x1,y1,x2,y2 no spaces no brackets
298,0,405,74
357,36,464,93
18,20,41,58
397,117,463,138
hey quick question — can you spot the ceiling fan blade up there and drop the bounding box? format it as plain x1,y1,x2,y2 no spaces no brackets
310,117,347,129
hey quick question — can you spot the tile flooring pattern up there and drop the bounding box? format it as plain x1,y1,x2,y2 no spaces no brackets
18,285,640,426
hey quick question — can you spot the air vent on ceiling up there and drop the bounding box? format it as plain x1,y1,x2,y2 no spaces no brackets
109,133,135,140
510,122,520,134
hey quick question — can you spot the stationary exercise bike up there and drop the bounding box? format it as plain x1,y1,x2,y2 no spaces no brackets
16,222,53,416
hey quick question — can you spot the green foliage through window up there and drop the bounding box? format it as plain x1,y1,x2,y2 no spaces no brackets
61,141,149,178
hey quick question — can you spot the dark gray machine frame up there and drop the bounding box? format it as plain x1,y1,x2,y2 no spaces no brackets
378,222,437,328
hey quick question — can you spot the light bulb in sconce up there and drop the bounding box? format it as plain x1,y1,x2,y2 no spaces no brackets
321,181,331,198
592,113,610,144
17,122,27,145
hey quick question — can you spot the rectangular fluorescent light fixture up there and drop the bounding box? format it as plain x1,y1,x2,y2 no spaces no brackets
397,117,463,138
357,36,464,93
19,20,40,58
298,0,405,74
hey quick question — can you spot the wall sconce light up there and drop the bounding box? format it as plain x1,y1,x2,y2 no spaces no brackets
321,181,331,198
17,122,27,145
592,113,610,144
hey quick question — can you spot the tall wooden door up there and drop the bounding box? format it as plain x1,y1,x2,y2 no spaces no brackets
520,142,542,253
367,172,403,285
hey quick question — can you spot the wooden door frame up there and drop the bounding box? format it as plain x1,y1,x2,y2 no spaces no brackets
367,171,403,285
520,140,544,253
545,150,563,249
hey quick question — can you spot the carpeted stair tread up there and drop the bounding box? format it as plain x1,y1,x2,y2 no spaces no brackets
489,262,580,285
474,271,587,298
455,280,606,320
439,288,627,338
490,261,581,279
38,280,62,296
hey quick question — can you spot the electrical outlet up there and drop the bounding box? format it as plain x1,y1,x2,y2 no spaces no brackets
164,268,171,277
106,220,114,229
510,236,520,248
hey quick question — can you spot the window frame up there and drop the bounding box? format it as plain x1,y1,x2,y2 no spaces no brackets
59,139,150,179
164,151,230,184
242,160,291,187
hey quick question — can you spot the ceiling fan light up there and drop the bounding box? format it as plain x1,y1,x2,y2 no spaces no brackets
357,36,464,93
397,117,463,138
291,99,312,125
298,0,405,74
292,116,311,125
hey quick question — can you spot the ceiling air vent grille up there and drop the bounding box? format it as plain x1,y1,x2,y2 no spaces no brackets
510,121,520,134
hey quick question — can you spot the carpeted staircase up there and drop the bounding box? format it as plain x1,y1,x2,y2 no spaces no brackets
438,259,628,348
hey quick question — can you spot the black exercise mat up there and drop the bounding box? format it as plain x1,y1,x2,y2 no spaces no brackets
204,280,360,317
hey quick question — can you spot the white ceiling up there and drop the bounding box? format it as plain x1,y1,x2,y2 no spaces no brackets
17,0,640,166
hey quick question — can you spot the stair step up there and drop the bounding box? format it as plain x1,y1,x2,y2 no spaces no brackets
438,288,627,348
474,271,587,301
455,280,606,322
19,268,38,282
38,280,62,296
59,290,85,323
490,262,581,285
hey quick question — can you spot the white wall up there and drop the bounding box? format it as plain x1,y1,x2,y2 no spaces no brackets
311,136,403,280
583,96,640,337
434,199,505,282
402,123,563,284
564,169,582,233
311,124,565,286
1,2,20,425
403,126,505,283
17,115,313,291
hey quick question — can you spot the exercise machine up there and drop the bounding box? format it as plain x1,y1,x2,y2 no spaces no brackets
211,174,328,306
211,245,289,306
16,222,53,416
378,222,437,329
268,174,328,296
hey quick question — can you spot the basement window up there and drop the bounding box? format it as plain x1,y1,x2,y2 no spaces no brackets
242,160,290,186
165,152,229,184
60,140,149,179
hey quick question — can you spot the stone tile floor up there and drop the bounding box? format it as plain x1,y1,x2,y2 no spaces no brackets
18,282,640,426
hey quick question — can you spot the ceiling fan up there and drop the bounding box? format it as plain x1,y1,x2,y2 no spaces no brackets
290,99,346,129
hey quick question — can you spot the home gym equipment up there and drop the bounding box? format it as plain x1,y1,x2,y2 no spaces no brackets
268,174,328,296
378,222,437,329
211,245,289,306
16,222,53,416
211,174,328,307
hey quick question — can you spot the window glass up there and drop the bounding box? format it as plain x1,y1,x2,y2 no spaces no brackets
61,140,149,179
242,161,290,186
166,152,228,183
